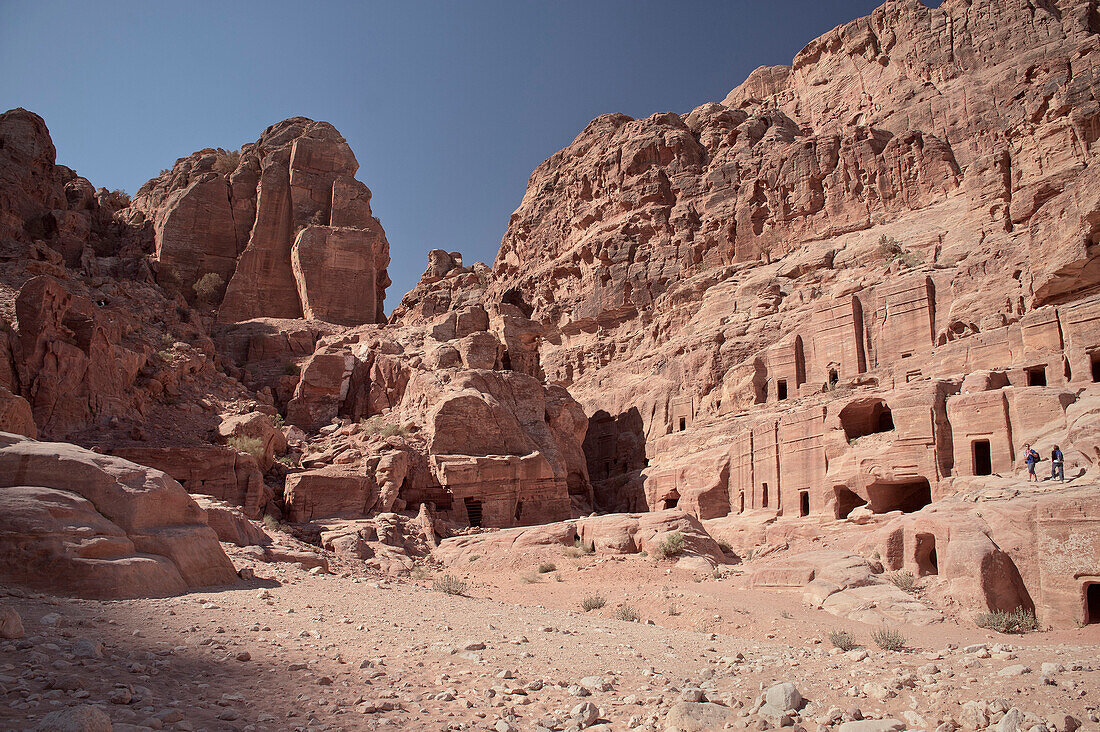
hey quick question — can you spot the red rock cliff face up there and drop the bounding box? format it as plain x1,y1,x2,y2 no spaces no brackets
129,117,391,326
484,0,1100,519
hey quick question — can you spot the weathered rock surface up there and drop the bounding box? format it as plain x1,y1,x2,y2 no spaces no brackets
129,117,391,324
0,432,237,598
467,0,1100,626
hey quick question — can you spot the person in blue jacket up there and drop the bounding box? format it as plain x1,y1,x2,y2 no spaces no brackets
1050,445,1064,482
1023,443,1040,482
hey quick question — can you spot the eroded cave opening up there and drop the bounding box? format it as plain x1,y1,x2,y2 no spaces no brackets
914,532,938,576
866,478,932,514
834,486,866,518
1087,583,1100,624
839,399,894,442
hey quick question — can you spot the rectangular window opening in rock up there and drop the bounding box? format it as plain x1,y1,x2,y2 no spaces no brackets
1026,365,1047,387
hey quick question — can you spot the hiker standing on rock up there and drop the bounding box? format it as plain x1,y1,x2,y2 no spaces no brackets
1050,445,1065,482
1023,443,1040,482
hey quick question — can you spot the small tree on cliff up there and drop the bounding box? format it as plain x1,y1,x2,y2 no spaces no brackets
193,272,224,307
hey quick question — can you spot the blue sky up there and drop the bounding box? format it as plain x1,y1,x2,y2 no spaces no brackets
0,1,918,309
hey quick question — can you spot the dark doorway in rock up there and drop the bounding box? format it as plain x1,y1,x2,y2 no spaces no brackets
1087,583,1100,624
514,501,523,523
794,336,807,386
867,478,932,514
761,483,769,508
799,491,810,517
852,297,868,373
464,498,483,527
915,532,938,576
679,417,687,432
1026,365,1047,386
777,379,788,401
739,492,745,514
501,351,513,371
828,368,839,387
1092,352,1100,382
662,491,680,510
973,439,992,476
834,486,867,518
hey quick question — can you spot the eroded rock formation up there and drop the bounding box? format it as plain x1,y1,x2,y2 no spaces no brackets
0,433,237,598
128,117,390,326
474,0,1100,625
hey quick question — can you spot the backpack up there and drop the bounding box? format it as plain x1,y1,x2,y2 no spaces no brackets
1029,449,1040,463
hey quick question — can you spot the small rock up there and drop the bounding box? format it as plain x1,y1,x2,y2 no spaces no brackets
998,664,1031,677
765,682,803,712
571,702,600,728
0,605,24,639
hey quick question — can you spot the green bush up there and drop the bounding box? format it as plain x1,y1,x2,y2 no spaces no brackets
975,607,1039,634
227,435,265,464
360,415,411,438
655,531,686,560
581,595,606,612
871,626,907,651
879,234,922,268
192,272,224,304
283,362,300,377
537,561,557,574
828,629,856,651
432,574,467,596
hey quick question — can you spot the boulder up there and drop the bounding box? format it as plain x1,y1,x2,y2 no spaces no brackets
192,495,270,546
0,433,237,598
283,465,378,522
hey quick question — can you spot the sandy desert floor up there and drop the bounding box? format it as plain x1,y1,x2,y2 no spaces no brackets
2,543,1098,732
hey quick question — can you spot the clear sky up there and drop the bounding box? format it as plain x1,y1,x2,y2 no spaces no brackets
1,0,924,310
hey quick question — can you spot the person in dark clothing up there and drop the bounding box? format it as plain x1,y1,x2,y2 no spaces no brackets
1023,443,1040,482
1050,445,1064,482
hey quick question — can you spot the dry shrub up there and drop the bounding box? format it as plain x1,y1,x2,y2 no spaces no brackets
828,629,856,651
654,531,685,560
975,607,1038,634
871,626,907,651
227,435,265,464
581,595,606,612
615,605,640,622
192,272,224,304
433,574,467,596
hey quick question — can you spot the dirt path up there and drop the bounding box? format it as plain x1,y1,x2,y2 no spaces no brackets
1,553,1097,731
